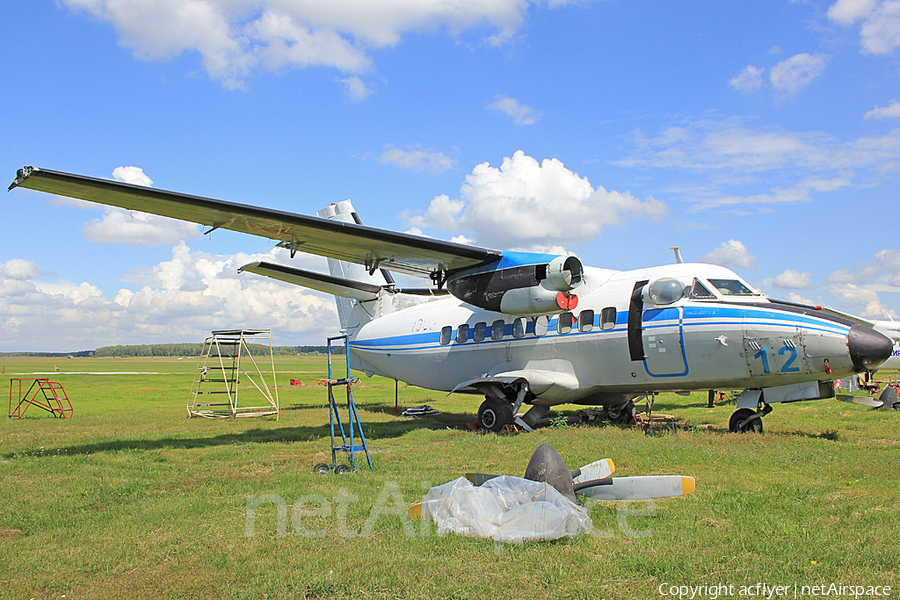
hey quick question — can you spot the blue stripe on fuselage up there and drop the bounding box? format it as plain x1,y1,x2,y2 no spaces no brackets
352,303,850,352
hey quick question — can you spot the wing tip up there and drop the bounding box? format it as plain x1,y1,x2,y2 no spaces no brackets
8,166,34,191
237,260,261,274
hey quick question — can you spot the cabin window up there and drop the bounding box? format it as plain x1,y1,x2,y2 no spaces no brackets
707,278,759,296
513,317,526,339
579,309,594,332
491,319,506,340
473,322,487,342
600,307,617,330
533,315,549,337
440,326,452,345
689,278,716,299
456,324,469,344
557,312,573,334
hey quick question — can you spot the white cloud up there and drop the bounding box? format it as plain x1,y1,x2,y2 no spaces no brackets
378,146,456,173
340,76,374,101
702,240,756,270
729,65,764,92
828,0,900,54
764,269,814,289
450,234,474,245
828,0,879,25
488,95,542,126
783,291,818,305
769,53,829,96
79,166,202,246
830,283,893,317
826,264,881,283
876,248,900,268
405,151,667,250
113,165,154,186
82,209,203,246
0,258,54,281
865,100,900,119
0,245,337,351
618,116,900,212
61,0,568,89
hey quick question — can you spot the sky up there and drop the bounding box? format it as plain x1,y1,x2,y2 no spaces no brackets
2,0,900,351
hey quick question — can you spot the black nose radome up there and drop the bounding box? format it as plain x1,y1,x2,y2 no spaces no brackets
848,324,893,372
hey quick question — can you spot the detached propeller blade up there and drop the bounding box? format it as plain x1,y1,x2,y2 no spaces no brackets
837,395,885,408
573,458,615,483
414,444,695,517
576,475,696,501
878,386,899,410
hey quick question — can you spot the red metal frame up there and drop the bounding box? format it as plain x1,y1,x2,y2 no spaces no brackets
8,378,73,420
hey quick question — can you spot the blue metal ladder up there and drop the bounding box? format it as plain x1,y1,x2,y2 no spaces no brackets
327,335,374,472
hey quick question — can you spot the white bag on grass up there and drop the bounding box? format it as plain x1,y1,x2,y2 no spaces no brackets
420,475,592,543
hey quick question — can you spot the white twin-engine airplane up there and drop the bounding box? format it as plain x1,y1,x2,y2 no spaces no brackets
9,167,895,433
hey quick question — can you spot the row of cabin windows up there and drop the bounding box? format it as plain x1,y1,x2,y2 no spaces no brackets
438,307,618,345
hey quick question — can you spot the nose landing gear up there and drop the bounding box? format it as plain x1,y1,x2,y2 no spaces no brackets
729,402,772,433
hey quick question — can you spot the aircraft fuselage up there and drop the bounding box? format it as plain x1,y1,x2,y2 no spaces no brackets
350,263,887,407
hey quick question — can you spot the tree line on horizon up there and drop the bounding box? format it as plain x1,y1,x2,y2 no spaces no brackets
0,343,343,358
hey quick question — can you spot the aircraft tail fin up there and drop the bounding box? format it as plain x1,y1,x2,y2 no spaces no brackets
317,200,393,332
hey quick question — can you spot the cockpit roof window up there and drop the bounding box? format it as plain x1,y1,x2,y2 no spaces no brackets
707,278,759,296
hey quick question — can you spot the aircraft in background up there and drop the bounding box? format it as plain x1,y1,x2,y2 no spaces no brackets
871,319,900,370
9,166,894,432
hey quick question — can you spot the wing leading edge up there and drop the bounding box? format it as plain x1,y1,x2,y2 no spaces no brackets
9,166,501,279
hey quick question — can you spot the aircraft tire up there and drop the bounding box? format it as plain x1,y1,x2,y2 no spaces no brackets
477,397,513,432
607,400,636,424
729,408,763,433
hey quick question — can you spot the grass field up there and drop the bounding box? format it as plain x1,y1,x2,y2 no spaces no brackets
1,355,898,599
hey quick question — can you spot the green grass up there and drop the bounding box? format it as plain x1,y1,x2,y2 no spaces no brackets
1,356,898,599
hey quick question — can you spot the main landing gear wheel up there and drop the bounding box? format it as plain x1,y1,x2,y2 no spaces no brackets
477,397,513,432
729,408,763,433
607,400,636,425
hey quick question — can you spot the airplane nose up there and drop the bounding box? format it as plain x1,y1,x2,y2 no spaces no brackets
848,324,893,372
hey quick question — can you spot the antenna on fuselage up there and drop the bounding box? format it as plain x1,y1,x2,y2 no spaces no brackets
669,247,684,264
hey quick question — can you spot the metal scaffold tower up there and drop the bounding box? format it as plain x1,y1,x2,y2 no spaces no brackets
187,329,279,419
322,335,373,472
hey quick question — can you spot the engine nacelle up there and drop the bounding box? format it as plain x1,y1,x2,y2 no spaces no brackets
447,253,583,315
544,255,583,291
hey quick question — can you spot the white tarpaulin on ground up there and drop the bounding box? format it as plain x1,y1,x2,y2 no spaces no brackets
420,475,592,543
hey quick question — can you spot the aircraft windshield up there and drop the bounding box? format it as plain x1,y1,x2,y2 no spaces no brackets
707,278,759,296
689,278,716,299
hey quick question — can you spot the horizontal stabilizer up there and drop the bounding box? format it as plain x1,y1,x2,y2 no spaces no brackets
576,475,695,501
239,261,381,301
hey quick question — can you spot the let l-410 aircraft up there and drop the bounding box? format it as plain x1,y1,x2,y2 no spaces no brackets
9,167,894,432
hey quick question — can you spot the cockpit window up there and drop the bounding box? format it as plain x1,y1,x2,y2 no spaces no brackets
689,278,716,299
707,278,758,296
